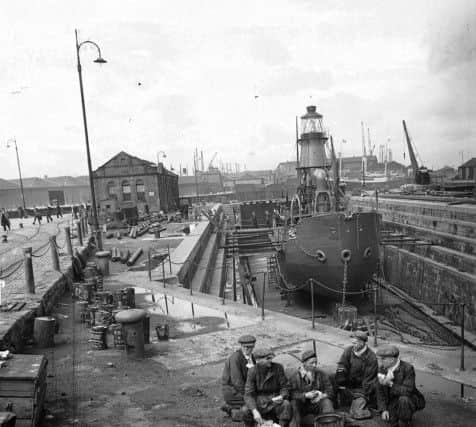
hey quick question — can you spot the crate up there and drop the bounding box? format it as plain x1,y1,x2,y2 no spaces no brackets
0,354,47,427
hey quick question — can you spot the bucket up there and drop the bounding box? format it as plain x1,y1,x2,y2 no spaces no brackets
155,324,169,341
314,413,344,427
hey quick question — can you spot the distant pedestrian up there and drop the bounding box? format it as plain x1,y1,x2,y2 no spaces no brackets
1,209,11,232
18,206,25,219
56,202,63,218
46,205,53,223
32,207,42,225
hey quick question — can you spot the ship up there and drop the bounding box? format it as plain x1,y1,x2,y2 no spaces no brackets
276,106,380,299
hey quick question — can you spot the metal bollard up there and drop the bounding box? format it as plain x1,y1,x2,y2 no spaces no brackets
23,247,35,294
49,236,60,271
76,220,83,246
64,226,73,256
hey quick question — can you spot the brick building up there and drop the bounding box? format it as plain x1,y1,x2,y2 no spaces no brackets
92,151,179,219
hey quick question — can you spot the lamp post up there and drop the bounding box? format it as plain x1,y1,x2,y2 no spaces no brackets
6,138,26,212
75,29,107,250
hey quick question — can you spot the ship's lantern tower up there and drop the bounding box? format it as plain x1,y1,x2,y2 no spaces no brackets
297,105,331,213
299,106,328,169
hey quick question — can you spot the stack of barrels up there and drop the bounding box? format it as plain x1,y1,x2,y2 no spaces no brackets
71,258,144,353
89,325,108,350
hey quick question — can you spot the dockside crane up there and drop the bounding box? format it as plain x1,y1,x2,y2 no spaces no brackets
208,151,218,170
367,127,375,157
402,120,431,185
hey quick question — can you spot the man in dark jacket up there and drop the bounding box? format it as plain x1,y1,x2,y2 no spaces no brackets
243,348,292,427
376,345,425,427
335,331,378,419
221,335,256,421
289,350,334,427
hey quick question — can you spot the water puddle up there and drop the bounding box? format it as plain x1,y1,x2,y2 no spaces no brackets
132,287,257,336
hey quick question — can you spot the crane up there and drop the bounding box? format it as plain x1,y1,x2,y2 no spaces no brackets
367,127,375,157
402,120,430,185
208,151,218,170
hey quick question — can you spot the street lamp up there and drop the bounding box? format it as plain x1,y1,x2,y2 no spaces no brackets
75,29,107,250
6,138,26,213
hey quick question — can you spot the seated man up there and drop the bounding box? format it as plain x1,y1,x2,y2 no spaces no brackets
243,348,293,427
376,345,425,427
221,335,256,421
335,331,378,420
289,350,334,427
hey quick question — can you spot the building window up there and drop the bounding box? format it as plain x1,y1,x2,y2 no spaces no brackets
136,179,146,202
107,181,116,199
122,180,131,201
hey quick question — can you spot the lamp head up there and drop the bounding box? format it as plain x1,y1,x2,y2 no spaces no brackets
94,57,107,64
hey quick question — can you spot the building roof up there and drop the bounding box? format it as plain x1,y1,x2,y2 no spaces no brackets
0,178,19,190
5,175,90,190
95,151,156,171
460,157,476,168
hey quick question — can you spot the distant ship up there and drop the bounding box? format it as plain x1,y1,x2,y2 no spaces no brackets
276,106,380,299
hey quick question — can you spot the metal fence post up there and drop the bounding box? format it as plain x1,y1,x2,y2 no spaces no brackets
167,244,172,274
147,249,152,281
261,272,266,320
76,220,83,246
23,247,35,294
162,260,166,288
232,253,237,302
460,303,465,398
310,280,315,329
49,236,60,272
64,226,73,256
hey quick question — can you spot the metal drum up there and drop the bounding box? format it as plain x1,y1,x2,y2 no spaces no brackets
79,282,94,303
84,262,99,279
123,287,135,308
85,276,97,292
74,301,89,323
111,324,125,349
314,413,344,427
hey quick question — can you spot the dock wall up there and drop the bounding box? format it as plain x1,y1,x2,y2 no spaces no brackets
176,205,223,290
0,242,93,352
383,245,476,332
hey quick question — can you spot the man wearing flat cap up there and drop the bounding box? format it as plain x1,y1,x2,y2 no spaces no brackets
243,348,293,427
376,345,425,427
289,349,334,427
221,335,257,420
335,331,378,420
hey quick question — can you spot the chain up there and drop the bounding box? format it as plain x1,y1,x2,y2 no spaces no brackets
0,260,23,279
31,243,51,258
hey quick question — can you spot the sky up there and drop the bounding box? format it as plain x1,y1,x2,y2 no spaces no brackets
0,0,475,179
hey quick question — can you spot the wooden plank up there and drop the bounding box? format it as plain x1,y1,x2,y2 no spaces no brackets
0,355,46,381
0,355,47,397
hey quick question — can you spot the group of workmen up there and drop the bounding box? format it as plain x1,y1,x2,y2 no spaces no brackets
221,331,425,427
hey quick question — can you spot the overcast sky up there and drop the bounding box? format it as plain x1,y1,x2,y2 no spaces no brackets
0,0,474,179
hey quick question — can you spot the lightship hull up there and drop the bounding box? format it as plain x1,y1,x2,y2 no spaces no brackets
278,211,380,299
